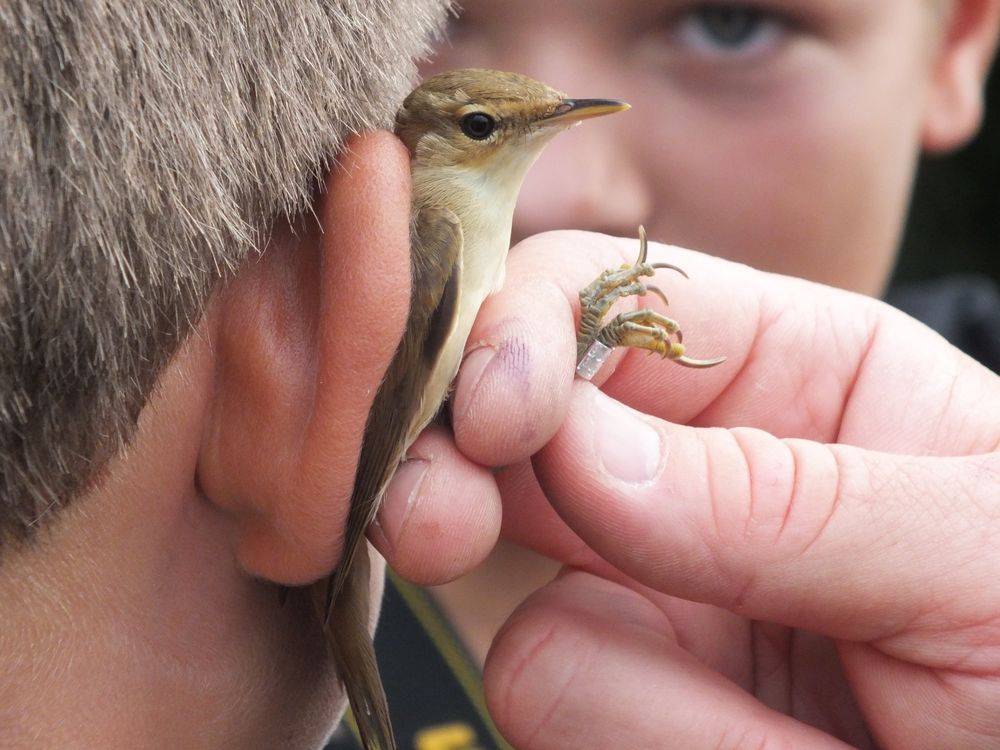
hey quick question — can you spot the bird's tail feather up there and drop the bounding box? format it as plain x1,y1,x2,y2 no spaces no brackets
316,548,396,750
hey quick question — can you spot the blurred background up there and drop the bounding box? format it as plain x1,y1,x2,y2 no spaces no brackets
899,60,999,285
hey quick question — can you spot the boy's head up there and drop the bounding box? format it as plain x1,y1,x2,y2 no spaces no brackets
425,0,999,295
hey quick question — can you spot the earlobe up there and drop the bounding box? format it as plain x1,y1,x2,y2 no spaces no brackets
197,131,413,586
921,0,1000,152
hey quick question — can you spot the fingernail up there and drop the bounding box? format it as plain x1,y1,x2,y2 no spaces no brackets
593,390,663,484
452,344,497,422
373,458,428,554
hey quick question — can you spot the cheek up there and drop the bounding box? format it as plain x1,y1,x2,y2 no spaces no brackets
629,63,925,295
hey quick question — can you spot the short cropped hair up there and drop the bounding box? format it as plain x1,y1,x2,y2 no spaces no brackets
0,0,447,543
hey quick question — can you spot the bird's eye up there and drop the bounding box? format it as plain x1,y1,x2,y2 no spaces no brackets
460,112,496,140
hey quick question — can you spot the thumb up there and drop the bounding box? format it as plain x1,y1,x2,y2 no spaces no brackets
533,381,1000,650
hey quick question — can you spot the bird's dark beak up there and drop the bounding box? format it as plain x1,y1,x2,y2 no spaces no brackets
540,98,630,126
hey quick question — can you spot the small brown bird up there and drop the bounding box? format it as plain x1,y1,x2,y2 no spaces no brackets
313,69,630,750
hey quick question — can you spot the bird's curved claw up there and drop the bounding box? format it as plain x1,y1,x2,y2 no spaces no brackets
675,354,728,368
576,225,725,378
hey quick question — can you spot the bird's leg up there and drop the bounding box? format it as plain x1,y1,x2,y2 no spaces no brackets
576,228,669,360
576,226,725,379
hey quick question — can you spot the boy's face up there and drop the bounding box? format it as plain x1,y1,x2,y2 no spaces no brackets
425,0,948,295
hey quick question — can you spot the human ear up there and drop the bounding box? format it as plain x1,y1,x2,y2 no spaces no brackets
197,131,413,585
922,0,1000,151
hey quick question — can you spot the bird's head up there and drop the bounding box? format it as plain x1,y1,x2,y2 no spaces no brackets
395,68,628,179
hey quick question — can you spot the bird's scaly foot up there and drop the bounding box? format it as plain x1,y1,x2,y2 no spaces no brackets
576,226,725,380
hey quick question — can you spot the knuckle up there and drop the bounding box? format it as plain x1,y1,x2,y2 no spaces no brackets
709,429,841,572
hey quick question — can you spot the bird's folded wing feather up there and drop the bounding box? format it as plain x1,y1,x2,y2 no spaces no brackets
326,204,463,613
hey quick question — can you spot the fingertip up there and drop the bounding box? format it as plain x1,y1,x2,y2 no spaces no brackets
484,572,659,748
372,425,501,585
452,303,576,467
535,382,674,541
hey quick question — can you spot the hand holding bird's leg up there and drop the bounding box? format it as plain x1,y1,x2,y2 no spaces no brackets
577,227,725,378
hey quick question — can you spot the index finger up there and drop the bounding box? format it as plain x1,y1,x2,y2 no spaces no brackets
450,228,742,468
452,229,1000,467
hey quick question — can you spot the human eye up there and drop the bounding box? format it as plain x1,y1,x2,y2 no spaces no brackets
673,4,789,59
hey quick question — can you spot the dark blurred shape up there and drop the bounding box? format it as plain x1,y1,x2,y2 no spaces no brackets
886,275,1000,372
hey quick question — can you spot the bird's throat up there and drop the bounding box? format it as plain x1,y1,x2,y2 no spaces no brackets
412,163,522,295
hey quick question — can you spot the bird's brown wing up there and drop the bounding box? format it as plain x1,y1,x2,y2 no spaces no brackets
414,209,464,380
327,205,462,609
318,206,462,750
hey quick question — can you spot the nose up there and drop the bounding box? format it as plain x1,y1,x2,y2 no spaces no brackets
514,102,651,244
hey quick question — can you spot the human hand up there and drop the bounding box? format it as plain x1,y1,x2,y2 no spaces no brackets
428,230,1000,749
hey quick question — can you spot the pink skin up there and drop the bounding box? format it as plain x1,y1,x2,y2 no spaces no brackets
424,0,981,295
